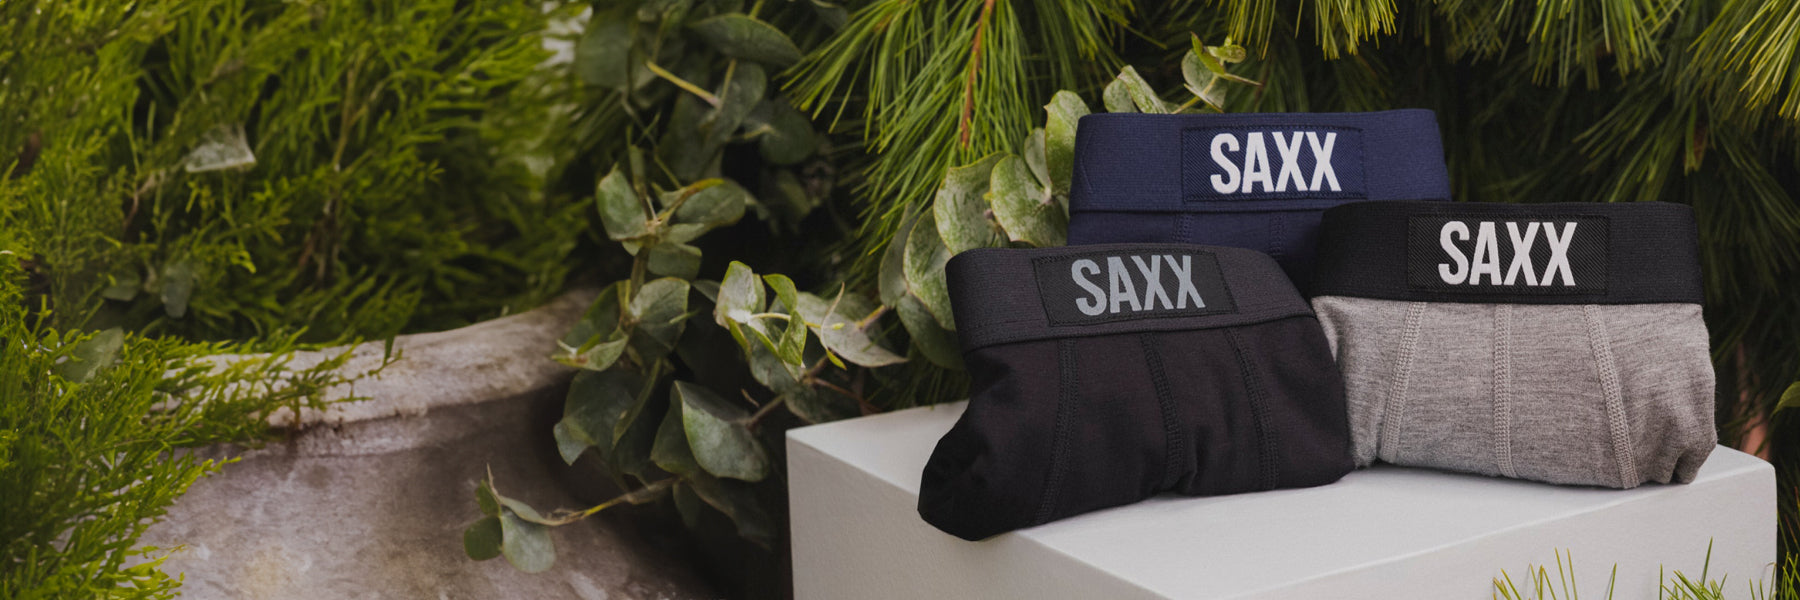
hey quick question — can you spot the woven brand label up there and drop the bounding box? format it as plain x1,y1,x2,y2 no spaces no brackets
1406,215,1609,294
1032,250,1237,326
1181,126,1365,201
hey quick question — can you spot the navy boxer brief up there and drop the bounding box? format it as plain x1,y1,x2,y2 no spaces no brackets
1067,109,1451,290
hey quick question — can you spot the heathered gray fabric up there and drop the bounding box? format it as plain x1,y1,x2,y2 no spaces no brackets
1312,296,1715,488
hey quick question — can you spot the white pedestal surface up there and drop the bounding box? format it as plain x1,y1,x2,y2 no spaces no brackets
788,402,1774,599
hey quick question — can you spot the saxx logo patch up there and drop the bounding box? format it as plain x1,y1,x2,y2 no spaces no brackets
1182,126,1365,200
1406,215,1609,294
1032,250,1237,326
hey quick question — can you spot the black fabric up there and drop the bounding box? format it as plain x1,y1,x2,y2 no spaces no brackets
919,244,1353,541
1312,201,1704,305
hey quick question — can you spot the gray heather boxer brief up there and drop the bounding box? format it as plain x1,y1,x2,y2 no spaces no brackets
1309,200,1716,488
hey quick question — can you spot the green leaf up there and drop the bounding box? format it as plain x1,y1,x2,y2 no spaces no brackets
988,155,1068,248
629,277,690,362
56,328,124,383
651,399,701,476
1777,382,1800,412
1103,78,1136,113
160,259,196,319
476,479,500,517
1206,39,1248,64
561,282,624,350
704,64,767,152
745,99,818,165
687,14,802,66
647,242,702,279
672,179,748,230
575,11,632,88
903,210,957,331
464,516,504,561
1113,66,1168,114
878,213,920,307
554,337,628,371
783,386,861,424
560,370,647,465
1044,91,1089,197
795,292,904,368
675,381,770,482
553,419,594,465
896,294,963,369
673,482,705,531
1023,128,1050,188
499,509,555,573
596,167,649,242
1181,51,1223,111
684,471,776,547
932,154,1004,254
714,261,765,332
747,339,806,393
763,274,807,364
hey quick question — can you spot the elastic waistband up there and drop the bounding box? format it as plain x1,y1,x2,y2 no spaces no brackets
1311,201,1703,305
1068,109,1450,214
946,244,1314,351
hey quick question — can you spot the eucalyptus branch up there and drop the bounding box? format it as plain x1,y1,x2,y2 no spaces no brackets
547,479,677,525
644,60,719,107
745,394,787,427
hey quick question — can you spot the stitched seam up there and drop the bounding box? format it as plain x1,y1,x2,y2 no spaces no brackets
1380,302,1427,464
1140,333,1183,491
1225,328,1279,491
1493,304,1518,479
1582,305,1637,488
1035,339,1081,526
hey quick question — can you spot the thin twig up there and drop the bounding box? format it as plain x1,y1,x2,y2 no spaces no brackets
645,60,720,107
957,0,997,148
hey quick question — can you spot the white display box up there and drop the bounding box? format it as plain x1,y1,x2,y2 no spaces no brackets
788,402,1774,599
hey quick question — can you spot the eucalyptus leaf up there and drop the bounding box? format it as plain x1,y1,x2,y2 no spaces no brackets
1182,51,1222,110
647,242,702,279
782,385,861,424
687,13,802,66
463,516,504,561
878,213,920,307
608,392,662,481
476,479,500,517
552,419,594,465
795,292,904,368
763,274,807,364
684,471,776,547
1103,78,1136,113
744,99,817,165
714,261,765,331
932,154,1004,254
1208,41,1248,63
988,155,1068,248
651,399,701,476
1778,382,1800,412
1113,66,1168,114
702,64,767,151
629,277,690,362
596,167,649,241
672,179,748,230
903,210,956,331
554,337,628,371
896,293,963,369
747,339,806,394
560,370,646,465
673,482,705,531
1044,91,1089,197
561,282,624,349
575,11,632,88
56,328,124,383
160,260,196,319
1023,128,1050,188
675,381,769,482
498,509,555,573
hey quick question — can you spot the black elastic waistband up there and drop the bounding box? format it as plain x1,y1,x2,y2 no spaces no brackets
1068,109,1450,214
945,244,1314,351
1311,201,1703,305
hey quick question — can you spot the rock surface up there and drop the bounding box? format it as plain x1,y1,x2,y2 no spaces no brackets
140,290,718,600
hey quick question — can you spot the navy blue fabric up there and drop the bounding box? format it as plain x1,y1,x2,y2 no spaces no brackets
1068,110,1451,290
